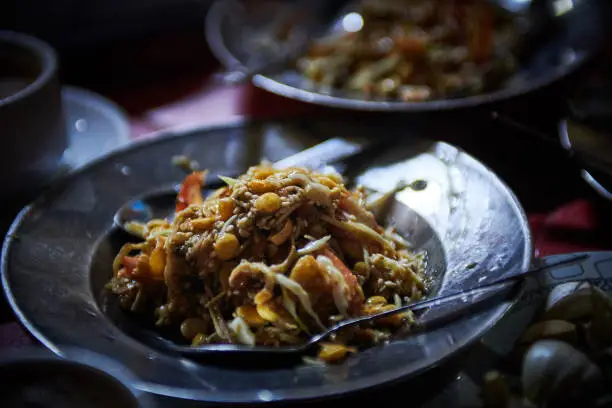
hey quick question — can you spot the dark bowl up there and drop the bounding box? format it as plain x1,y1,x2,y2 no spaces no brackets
0,347,148,408
0,31,67,205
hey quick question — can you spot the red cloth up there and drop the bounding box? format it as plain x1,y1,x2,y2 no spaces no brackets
530,199,610,257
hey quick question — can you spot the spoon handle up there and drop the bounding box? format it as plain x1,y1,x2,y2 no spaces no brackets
312,254,589,344
208,137,374,184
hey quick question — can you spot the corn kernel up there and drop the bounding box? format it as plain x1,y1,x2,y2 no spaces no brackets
317,343,356,363
364,303,403,326
214,233,240,260
256,300,296,329
236,305,266,327
326,172,344,184
366,296,388,306
190,217,215,231
316,176,337,189
253,168,275,180
217,198,234,221
149,245,166,277
249,179,278,194
255,192,281,213
353,262,370,279
290,255,321,284
254,288,274,305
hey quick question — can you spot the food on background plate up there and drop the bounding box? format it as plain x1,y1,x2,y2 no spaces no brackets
107,164,426,363
297,0,518,102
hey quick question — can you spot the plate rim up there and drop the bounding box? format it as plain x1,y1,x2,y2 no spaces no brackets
205,0,593,112
60,85,132,169
1,118,534,403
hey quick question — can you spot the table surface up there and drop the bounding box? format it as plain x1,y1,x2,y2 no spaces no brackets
2,28,612,406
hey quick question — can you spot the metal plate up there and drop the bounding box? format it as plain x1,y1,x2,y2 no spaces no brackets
206,0,605,112
2,119,532,404
61,86,131,169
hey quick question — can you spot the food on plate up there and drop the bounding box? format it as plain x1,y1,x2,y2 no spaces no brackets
296,0,518,102
107,164,426,362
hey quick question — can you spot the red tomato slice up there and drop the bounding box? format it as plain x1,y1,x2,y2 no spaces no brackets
318,247,364,314
176,171,206,212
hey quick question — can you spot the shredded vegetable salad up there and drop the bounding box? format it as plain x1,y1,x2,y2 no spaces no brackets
296,0,518,102
107,164,426,363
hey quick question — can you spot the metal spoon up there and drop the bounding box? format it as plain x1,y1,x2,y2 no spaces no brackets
166,254,587,360
114,136,394,235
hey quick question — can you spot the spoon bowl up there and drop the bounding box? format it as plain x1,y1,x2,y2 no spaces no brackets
113,184,179,231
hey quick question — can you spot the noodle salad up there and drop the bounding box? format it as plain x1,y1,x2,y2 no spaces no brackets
297,0,518,102
107,164,426,362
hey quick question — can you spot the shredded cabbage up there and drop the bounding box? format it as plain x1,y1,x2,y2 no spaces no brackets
273,273,326,330
316,255,350,317
297,235,331,256
228,316,256,345
235,260,325,330
321,215,392,251
288,172,332,207
384,228,413,249
371,254,424,288
281,288,310,334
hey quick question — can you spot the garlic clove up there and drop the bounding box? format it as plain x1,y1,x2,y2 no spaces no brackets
543,282,594,322
519,320,577,346
522,340,603,406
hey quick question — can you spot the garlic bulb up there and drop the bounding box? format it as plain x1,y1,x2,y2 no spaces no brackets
543,282,612,350
519,320,577,346
522,340,603,406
